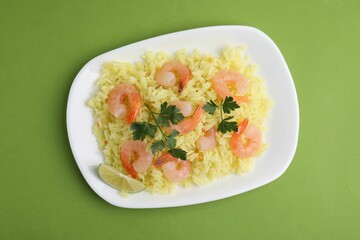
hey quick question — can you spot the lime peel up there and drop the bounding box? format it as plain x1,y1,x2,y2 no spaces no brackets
98,163,145,193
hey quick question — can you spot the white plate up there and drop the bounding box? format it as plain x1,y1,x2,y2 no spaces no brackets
66,25,299,208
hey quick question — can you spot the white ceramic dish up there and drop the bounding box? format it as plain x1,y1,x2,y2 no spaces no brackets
66,25,299,208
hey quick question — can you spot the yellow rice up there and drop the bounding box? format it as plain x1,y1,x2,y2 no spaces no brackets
88,46,271,194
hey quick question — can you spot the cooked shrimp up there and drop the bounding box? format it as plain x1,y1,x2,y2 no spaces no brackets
231,118,262,158
108,83,141,124
154,60,191,92
120,140,153,179
212,70,249,103
172,100,193,117
170,102,205,134
154,153,191,182
197,127,217,151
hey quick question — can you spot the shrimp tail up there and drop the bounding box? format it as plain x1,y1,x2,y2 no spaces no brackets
120,151,138,179
238,118,249,135
175,102,205,134
233,96,249,103
126,109,139,124
163,102,204,135
154,153,173,168
126,92,141,124
178,81,185,93
191,102,205,123
178,66,191,92
178,76,189,92
194,102,205,118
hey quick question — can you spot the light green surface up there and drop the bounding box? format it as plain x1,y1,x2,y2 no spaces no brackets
1,0,359,239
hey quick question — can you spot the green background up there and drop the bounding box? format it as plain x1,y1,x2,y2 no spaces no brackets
1,0,359,239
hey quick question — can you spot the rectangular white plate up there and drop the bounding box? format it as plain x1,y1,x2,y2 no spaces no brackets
66,25,299,208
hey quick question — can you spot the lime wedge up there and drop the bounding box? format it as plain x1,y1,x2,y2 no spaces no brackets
98,163,145,193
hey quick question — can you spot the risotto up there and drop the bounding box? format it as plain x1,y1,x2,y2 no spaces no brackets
88,46,271,194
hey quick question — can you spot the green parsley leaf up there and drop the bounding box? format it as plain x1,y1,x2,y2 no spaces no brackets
168,130,180,138
169,107,184,124
218,116,239,133
166,136,176,149
222,96,240,114
168,148,187,160
130,122,157,140
156,103,184,127
146,123,157,138
130,122,147,140
132,102,186,158
166,130,179,149
203,100,218,115
151,140,165,154
204,96,241,134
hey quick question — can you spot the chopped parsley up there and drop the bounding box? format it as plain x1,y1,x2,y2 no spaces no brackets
130,102,187,160
203,96,240,133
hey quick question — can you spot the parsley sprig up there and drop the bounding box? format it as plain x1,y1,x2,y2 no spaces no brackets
130,102,187,160
203,96,240,133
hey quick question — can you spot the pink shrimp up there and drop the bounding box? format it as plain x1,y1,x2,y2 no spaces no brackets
120,140,153,179
170,102,205,134
212,70,249,103
154,153,191,182
172,100,193,117
231,118,262,158
107,83,141,124
197,127,217,151
154,60,191,92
